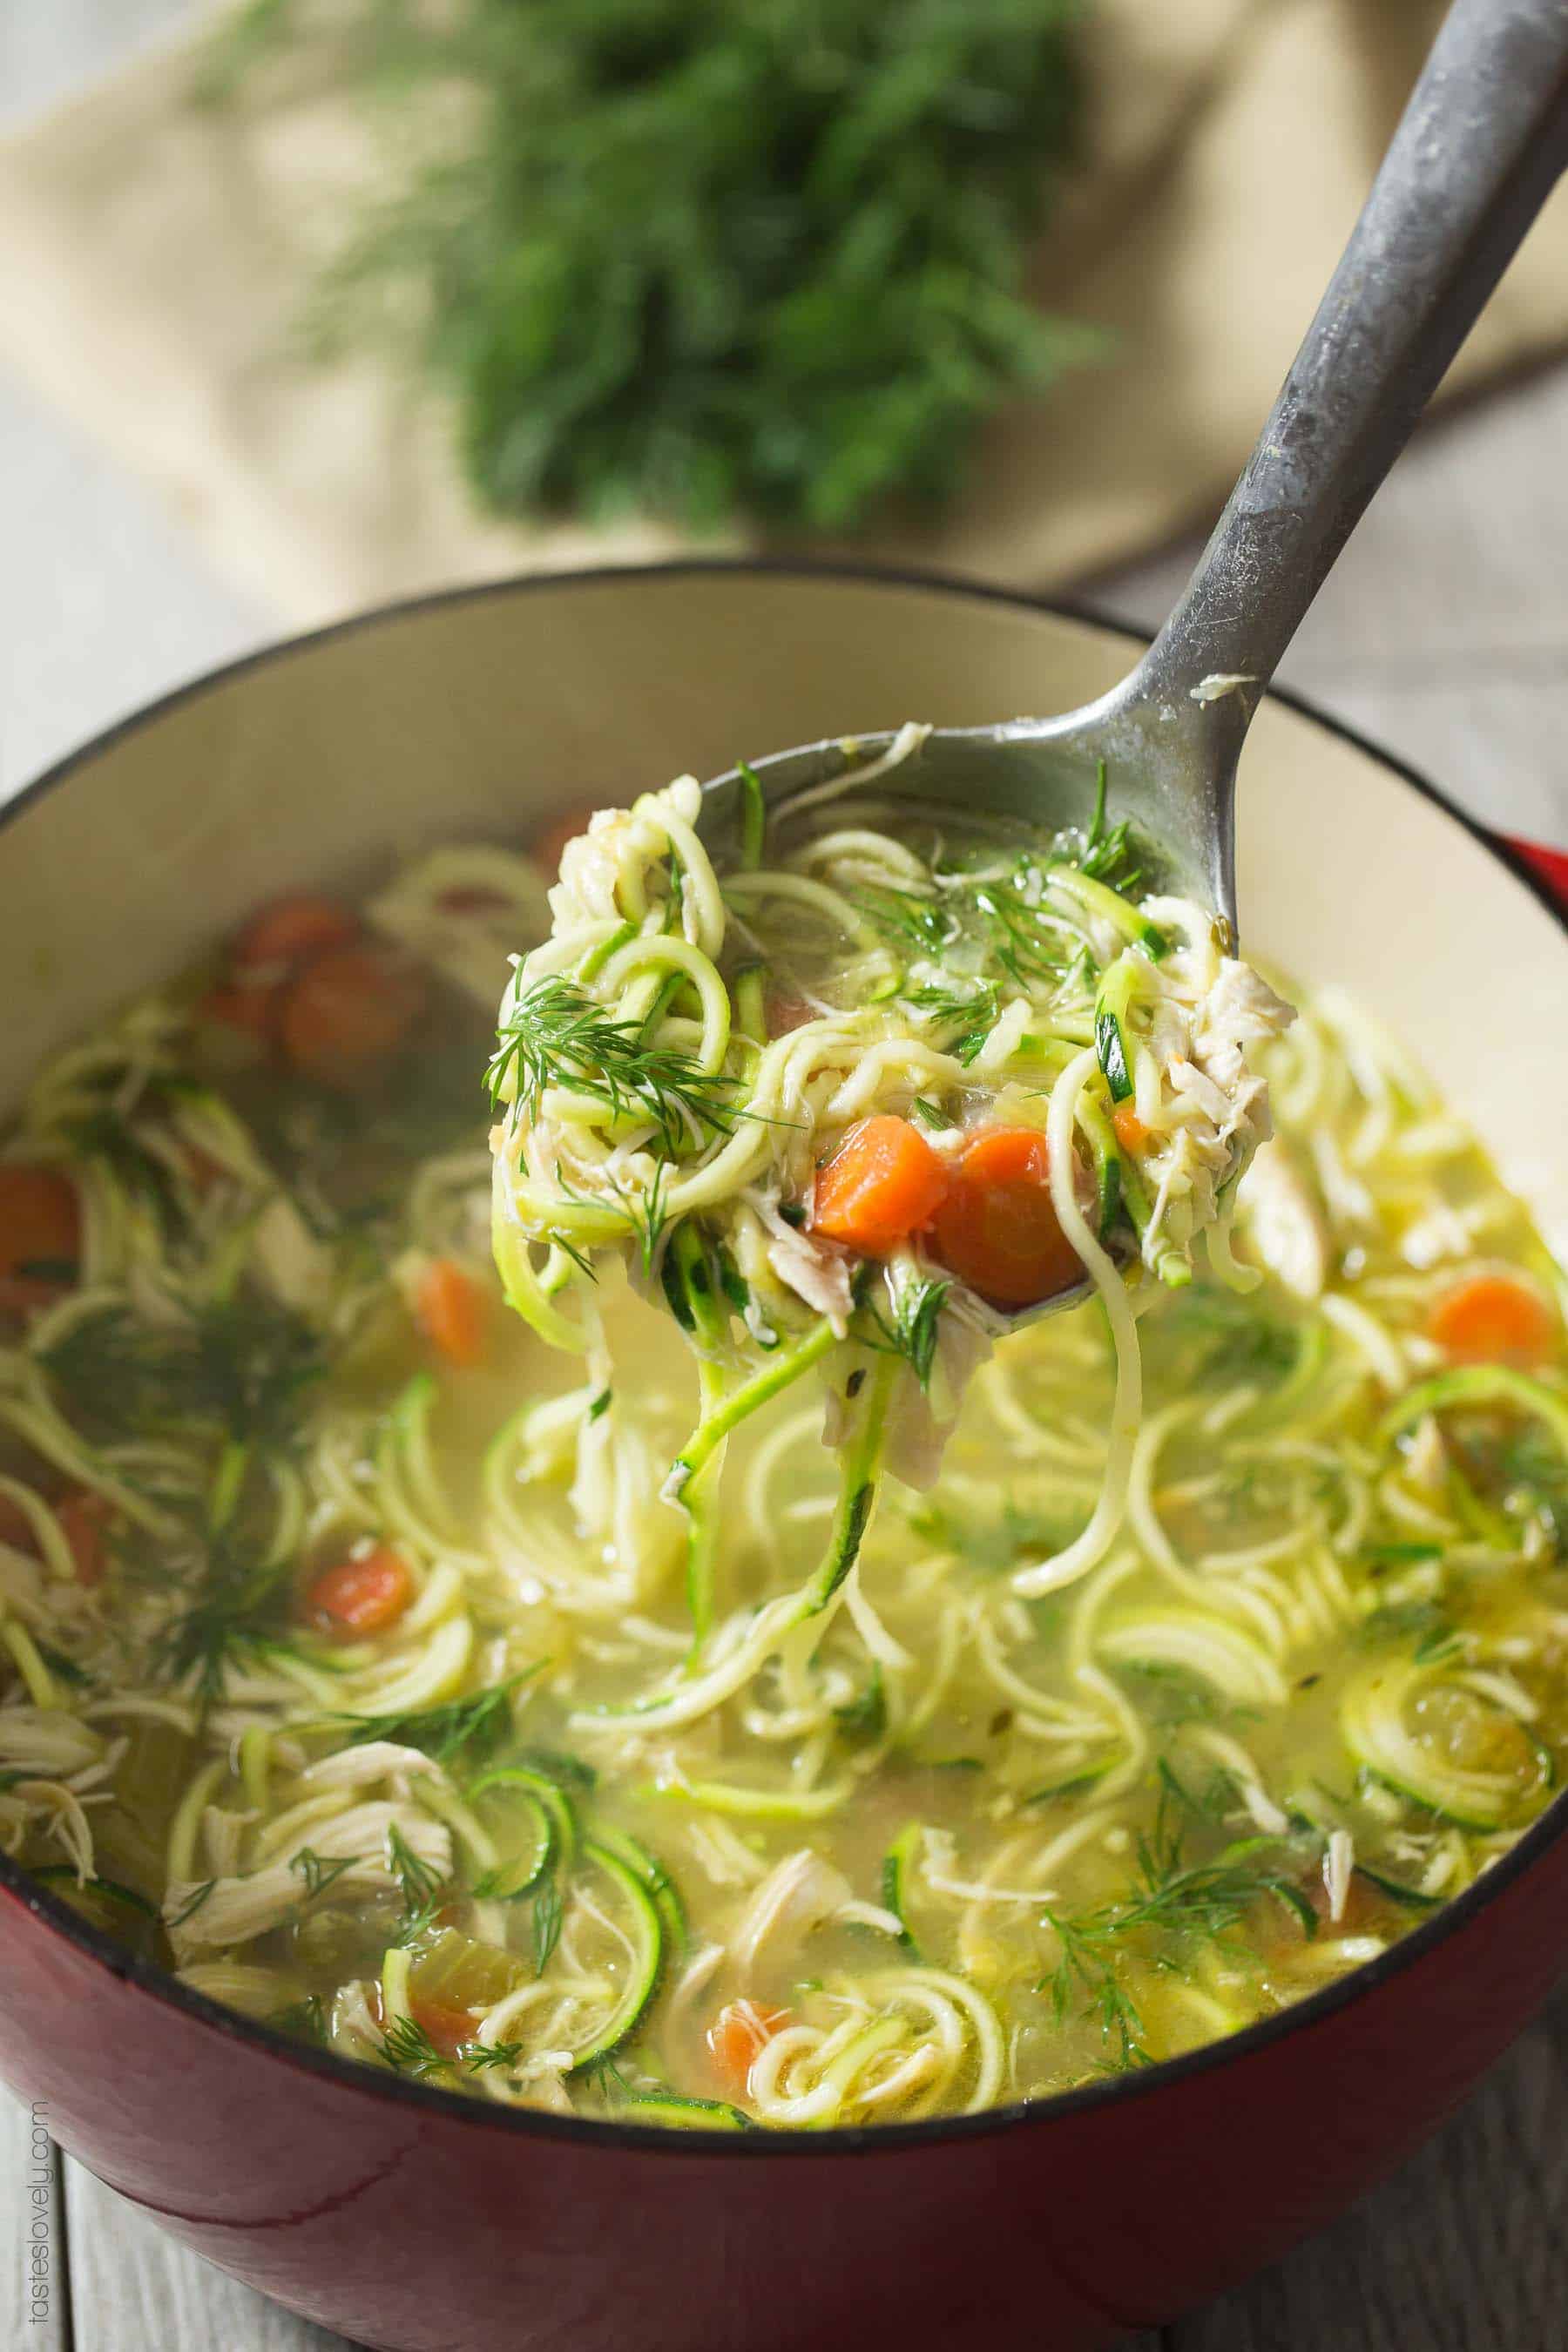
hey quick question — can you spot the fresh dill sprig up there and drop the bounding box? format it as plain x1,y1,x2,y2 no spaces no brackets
1039,1906,1149,2069
40,1291,323,1450
268,1993,328,2045
1073,761,1145,893
490,976,739,1155
852,886,955,960
457,2037,524,2072
531,1875,565,1975
559,1158,671,1277
166,1878,218,1928
1114,1661,1258,1729
387,1823,445,1944
203,1,1091,535
159,1519,295,1697
867,1273,950,1393
333,1667,540,1766
963,868,1070,986
1038,1764,1317,2061
904,981,1000,1066
862,864,1067,990
289,1847,360,1903
382,2012,448,2077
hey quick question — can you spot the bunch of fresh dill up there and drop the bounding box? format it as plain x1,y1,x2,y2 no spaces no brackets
206,0,1093,531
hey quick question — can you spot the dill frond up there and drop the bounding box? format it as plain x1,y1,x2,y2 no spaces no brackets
333,1667,541,1766
490,976,739,1154
203,0,1091,534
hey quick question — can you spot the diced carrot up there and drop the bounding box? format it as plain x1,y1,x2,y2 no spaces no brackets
233,895,359,976
196,981,277,1045
410,1997,480,2060
278,944,428,1091
0,1165,82,1314
436,885,512,917
0,1492,36,1552
303,1544,416,1638
368,1985,477,2061
56,1490,114,1588
707,1999,791,2092
809,1116,950,1258
1427,1272,1556,1366
1112,1102,1152,1155
930,1125,1082,1310
531,802,605,877
416,1258,487,1369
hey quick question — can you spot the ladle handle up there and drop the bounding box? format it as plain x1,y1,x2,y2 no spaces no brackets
1131,0,1568,722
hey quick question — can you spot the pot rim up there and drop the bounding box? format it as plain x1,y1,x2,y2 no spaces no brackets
2,552,1564,2161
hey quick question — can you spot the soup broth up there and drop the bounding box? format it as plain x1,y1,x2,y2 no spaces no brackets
1,839,1565,2130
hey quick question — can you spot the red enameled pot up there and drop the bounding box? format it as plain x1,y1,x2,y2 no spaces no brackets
1,564,1564,2352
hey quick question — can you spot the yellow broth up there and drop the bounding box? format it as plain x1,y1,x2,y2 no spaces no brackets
1,855,1565,2128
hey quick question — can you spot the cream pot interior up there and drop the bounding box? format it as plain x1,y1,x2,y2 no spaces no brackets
3,565,1565,1267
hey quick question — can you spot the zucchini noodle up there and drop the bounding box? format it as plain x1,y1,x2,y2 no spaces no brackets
490,747,1294,1692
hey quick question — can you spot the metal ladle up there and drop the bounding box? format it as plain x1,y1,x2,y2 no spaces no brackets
693,0,1568,1328
696,0,1568,936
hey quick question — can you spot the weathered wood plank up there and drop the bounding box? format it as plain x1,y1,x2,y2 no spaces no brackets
1170,1984,1568,2352
64,2154,356,2349
0,2086,71,2349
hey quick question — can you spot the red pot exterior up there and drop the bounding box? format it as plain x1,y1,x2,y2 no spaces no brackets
1,570,1565,2352
3,1816,1566,2352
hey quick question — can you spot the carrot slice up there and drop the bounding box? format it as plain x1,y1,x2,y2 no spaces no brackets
369,1985,476,2061
0,1492,37,1552
278,944,428,1091
303,1544,416,1638
197,980,277,1045
531,802,605,877
416,1259,487,1369
810,1116,949,1258
56,1490,113,1588
930,1125,1082,1309
1112,1102,1152,1155
436,885,512,917
1427,1272,1556,1366
233,895,359,975
411,1997,479,2061
707,2000,791,2092
0,1165,81,1313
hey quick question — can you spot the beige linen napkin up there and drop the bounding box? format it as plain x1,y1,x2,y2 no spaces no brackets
0,0,1565,625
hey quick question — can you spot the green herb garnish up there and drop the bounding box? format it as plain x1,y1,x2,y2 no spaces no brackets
289,1848,359,1903
334,1668,541,1766
531,1874,565,1975
1039,1766,1316,2063
206,0,1091,534
868,1274,950,1394
490,977,739,1154
387,1824,445,1945
382,2012,448,2077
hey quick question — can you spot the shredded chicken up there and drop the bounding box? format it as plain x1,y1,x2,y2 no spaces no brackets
729,1848,855,1976
1237,1139,1330,1299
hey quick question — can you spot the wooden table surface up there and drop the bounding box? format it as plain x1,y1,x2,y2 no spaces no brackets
2,9,1565,2350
